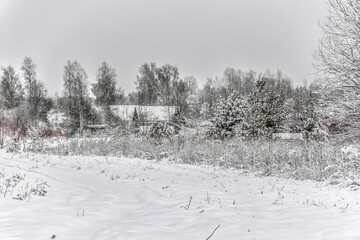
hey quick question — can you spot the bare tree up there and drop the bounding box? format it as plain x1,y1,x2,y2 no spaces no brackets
313,0,360,138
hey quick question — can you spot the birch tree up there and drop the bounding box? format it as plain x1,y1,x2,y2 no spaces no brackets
135,63,159,105
63,60,89,131
0,65,22,109
92,62,118,106
21,57,51,121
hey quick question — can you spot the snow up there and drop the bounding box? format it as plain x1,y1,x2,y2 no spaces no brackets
139,106,175,121
272,132,303,140
341,145,360,160
110,105,175,121
0,150,359,239
110,105,138,121
47,110,69,130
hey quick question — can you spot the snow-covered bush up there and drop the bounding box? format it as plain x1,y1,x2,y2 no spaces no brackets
47,109,71,135
0,110,29,149
148,121,175,140
0,170,48,200
6,138,21,152
22,123,53,152
341,145,360,161
208,80,287,139
0,116,10,148
302,118,329,141
24,136,43,152
340,145,360,177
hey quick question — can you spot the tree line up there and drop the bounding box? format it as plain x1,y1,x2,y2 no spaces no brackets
0,0,358,139
0,57,316,137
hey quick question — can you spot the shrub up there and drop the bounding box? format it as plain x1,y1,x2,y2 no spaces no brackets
148,121,175,140
0,116,10,148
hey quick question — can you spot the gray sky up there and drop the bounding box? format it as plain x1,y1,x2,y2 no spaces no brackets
0,0,327,95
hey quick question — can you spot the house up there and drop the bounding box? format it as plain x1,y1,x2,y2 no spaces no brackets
110,105,176,124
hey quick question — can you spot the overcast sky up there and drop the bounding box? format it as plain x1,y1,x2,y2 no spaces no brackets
0,0,327,95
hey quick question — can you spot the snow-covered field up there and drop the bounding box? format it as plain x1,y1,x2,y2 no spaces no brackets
0,150,359,240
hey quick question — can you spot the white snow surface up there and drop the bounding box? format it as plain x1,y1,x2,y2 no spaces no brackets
110,105,175,121
0,150,359,240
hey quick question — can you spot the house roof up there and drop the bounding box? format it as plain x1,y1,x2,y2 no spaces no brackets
86,124,107,128
110,105,137,121
110,105,175,121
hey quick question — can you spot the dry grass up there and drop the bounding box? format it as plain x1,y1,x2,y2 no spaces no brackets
14,128,360,187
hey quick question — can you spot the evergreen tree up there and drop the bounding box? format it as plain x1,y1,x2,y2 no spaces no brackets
210,91,246,139
242,79,286,138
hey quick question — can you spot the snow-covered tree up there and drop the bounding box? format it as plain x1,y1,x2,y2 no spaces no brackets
21,57,37,99
199,79,219,119
184,76,201,119
0,65,22,109
134,63,192,119
172,79,190,118
92,61,123,107
157,64,179,106
63,60,75,115
135,62,159,105
63,60,91,130
242,79,286,138
313,0,360,139
21,57,51,122
285,86,316,133
187,93,202,120
209,91,247,139
92,62,124,124
73,61,89,131
223,68,243,93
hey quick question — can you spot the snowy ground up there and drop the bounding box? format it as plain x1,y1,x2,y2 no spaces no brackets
0,150,359,240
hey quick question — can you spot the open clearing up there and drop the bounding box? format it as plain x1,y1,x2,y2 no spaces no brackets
0,150,359,240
